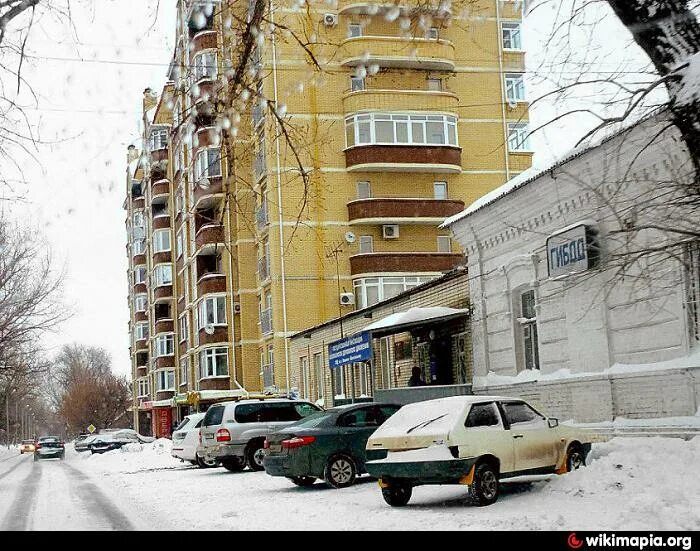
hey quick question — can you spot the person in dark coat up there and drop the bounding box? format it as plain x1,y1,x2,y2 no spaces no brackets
408,366,426,387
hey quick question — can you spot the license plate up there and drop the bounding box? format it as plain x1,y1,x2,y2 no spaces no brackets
270,444,282,453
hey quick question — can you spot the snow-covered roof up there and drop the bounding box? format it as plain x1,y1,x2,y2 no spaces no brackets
363,307,469,334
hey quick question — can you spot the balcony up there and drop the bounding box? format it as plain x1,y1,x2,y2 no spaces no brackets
345,145,461,173
343,89,458,114
257,256,270,282
154,285,173,301
255,204,269,232
190,29,217,53
340,36,455,71
349,251,464,275
198,325,229,345
199,377,230,391
260,308,273,336
152,214,171,230
136,366,148,378
154,319,174,335
156,390,175,401
151,178,169,198
134,338,149,352
155,356,175,370
193,176,223,209
197,272,226,295
134,311,148,323
347,198,465,224
195,223,225,253
150,148,168,163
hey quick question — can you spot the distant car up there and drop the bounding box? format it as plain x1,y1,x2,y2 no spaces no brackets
73,433,91,452
86,434,124,454
365,396,603,507
171,413,216,468
34,437,65,461
264,403,402,488
198,399,322,472
19,439,35,454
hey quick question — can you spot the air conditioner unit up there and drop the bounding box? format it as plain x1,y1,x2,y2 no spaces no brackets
382,224,400,239
323,13,338,26
233,302,241,314
339,292,355,306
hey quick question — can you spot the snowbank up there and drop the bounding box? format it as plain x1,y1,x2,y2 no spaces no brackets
78,438,180,473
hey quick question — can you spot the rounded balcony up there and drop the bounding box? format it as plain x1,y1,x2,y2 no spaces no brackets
197,273,226,295
153,251,172,265
349,251,464,275
190,30,217,53
154,285,173,301
136,366,148,378
154,319,174,334
191,80,219,105
150,148,168,163
133,282,147,294
151,178,170,198
195,223,225,253
343,89,458,114
134,338,148,352
345,144,461,173
339,36,455,71
134,311,148,323
152,215,171,230
198,377,230,391
133,253,147,266
131,197,145,209
195,126,219,150
156,391,175,402
347,198,465,224
197,326,229,346
155,356,175,370
193,176,224,209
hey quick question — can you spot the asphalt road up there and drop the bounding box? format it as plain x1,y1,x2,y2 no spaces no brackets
0,451,142,531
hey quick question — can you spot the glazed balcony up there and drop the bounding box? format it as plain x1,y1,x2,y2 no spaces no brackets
345,145,461,173
195,223,225,253
255,204,269,232
349,251,464,275
257,256,270,282
343,89,458,114
340,36,455,71
347,198,465,224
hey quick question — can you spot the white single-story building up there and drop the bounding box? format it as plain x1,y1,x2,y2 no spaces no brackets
445,110,700,422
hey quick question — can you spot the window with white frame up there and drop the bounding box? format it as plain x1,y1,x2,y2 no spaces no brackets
333,363,345,398
197,295,226,329
198,347,229,378
176,229,184,258
433,181,447,200
345,113,458,148
134,266,147,284
356,181,371,199
502,22,522,50
134,294,147,312
437,235,452,253
505,73,526,102
348,23,362,38
155,333,175,357
133,239,145,256
149,127,168,150
133,210,145,228
153,229,171,253
354,275,436,309
137,378,150,397
518,289,540,370
300,356,310,399
193,50,217,81
313,352,324,400
153,264,173,287
179,356,189,386
156,369,176,392
134,322,149,342
179,313,189,344
507,123,531,152
175,186,184,215
359,235,373,254
350,76,365,92
194,147,221,180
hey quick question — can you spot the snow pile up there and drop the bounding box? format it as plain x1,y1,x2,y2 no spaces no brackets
0,447,19,460
363,307,469,332
79,438,179,473
570,411,700,429
676,51,700,106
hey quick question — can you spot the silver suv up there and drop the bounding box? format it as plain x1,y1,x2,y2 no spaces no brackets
198,399,321,471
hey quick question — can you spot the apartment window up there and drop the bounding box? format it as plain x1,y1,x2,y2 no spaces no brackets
199,347,229,379
501,22,522,50
134,322,149,341
333,364,345,398
433,181,447,200
153,264,173,287
437,235,452,253
149,127,168,151
356,181,371,199
155,333,175,357
175,186,184,215
156,370,175,392
348,23,362,38
353,275,436,309
134,294,147,313
194,147,222,180
197,295,227,329
350,77,365,92
176,229,184,258
137,378,150,397
300,356,310,399
505,73,526,102
345,113,458,148
428,27,439,39
359,235,374,254
133,211,145,228
518,290,540,370
173,98,181,130
133,239,145,256
427,78,442,91
313,352,324,401
179,357,189,387
153,229,171,253
179,314,189,343
507,123,532,152
134,266,147,284
194,50,217,81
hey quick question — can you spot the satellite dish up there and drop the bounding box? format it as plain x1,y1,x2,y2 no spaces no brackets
344,231,356,244
204,324,215,335
199,177,211,190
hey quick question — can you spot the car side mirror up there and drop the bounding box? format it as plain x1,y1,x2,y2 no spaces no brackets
547,418,559,428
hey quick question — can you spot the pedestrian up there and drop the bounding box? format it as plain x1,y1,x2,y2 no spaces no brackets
408,366,426,387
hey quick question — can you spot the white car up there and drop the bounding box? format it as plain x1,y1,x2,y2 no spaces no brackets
366,395,605,507
171,413,217,468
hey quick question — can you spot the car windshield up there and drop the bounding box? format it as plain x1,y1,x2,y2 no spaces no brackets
21,439,34,444
174,418,190,431
287,409,336,429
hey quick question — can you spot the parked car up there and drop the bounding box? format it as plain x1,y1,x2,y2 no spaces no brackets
365,395,604,507
99,428,155,443
198,399,322,472
264,403,402,488
19,439,35,454
171,413,217,468
73,433,91,452
82,430,153,454
34,436,65,461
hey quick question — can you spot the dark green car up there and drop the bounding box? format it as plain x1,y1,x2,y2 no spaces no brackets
263,403,402,488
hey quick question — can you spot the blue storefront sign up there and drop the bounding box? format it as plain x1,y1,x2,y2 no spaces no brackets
328,332,371,369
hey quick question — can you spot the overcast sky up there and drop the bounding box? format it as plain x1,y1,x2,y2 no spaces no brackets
0,1,652,376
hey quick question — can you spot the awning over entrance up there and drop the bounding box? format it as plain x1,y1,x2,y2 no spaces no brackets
362,307,469,337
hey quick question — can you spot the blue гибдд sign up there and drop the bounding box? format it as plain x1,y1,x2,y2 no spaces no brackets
328,332,371,369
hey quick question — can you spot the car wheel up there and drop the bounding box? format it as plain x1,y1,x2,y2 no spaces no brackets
566,444,585,472
221,457,245,472
381,481,412,507
288,476,316,487
245,440,266,472
196,455,218,469
469,462,499,506
324,454,357,488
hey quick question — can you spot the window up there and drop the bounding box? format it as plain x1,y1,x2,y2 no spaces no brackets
300,356,310,399
153,264,173,287
234,402,320,423
155,333,174,357
359,235,373,254
348,23,362,38
313,352,324,401
149,127,168,150
356,181,371,199
345,113,458,148
202,404,224,427
519,289,540,370
194,147,222,180
350,77,365,92
134,266,147,284
134,322,149,341
194,50,217,81
198,347,229,378
501,22,522,50
179,314,189,343
137,378,150,397
427,78,442,91
133,211,145,229
153,229,171,253
437,235,452,253
433,181,447,200
508,123,531,152
156,370,175,391
684,241,700,342
175,186,184,215
197,295,226,329
353,275,436,309
502,401,545,425
179,357,189,387
176,229,184,258
134,294,147,312
333,365,345,398
505,73,526,102
465,403,501,428
338,406,385,428
133,239,145,256
428,27,439,40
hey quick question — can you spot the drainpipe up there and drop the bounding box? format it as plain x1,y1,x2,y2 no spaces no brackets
495,0,511,182
270,0,291,391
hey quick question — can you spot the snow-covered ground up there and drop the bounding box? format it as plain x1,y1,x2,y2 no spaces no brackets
73,436,700,530
0,446,19,461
